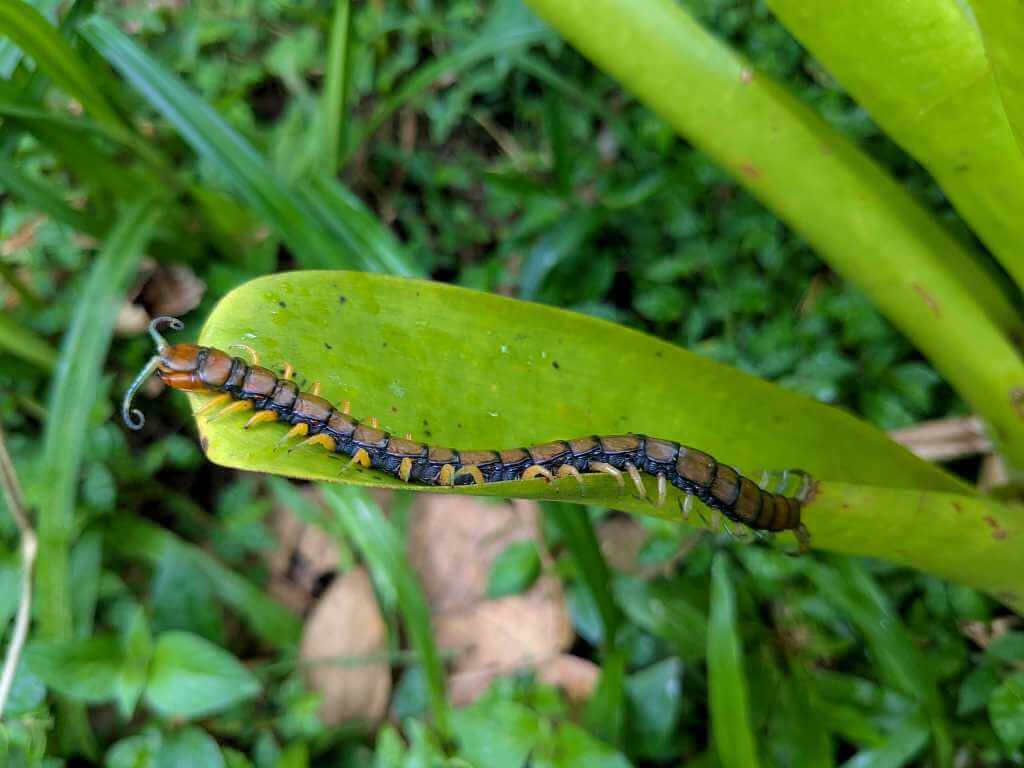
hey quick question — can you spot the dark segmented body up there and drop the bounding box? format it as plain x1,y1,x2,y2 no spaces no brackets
179,345,802,533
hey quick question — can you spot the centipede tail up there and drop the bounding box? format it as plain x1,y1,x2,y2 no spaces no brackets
122,320,812,543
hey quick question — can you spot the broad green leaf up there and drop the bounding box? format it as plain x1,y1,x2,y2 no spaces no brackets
613,577,706,662
532,722,632,768
0,1,123,129
451,699,541,768
519,0,1024,470
104,516,300,650
767,0,1024,290
117,608,152,719
487,540,541,597
989,671,1024,751
25,636,124,703
583,650,627,749
707,555,759,768
144,631,260,719
624,658,683,760
156,727,225,768
973,0,1024,155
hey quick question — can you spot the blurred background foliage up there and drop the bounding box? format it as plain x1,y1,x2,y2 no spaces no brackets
0,0,1020,766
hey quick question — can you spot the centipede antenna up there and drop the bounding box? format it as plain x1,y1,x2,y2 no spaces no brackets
122,355,162,430
148,316,184,352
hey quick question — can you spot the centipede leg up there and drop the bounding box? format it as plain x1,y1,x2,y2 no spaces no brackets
656,473,667,509
454,465,486,486
556,464,585,495
338,448,373,475
624,461,646,499
398,457,413,482
342,400,351,415
790,470,814,501
275,422,308,450
589,461,624,490
282,362,294,381
522,464,554,482
310,381,321,396
206,399,252,423
290,433,337,454
794,523,811,555
438,464,456,487
194,393,232,417
710,509,722,533
244,410,278,430
229,344,260,365
680,493,695,521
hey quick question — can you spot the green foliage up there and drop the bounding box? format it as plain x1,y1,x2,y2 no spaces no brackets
487,540,542,597
1,0,1022,765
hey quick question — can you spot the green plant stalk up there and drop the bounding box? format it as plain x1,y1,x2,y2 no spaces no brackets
321,485,451,739
521,0,1024,469
0,1,124,130
971,0,1024,157
767,0,1024,290
322,0,352,171
36,201,158,640
708,555,760,768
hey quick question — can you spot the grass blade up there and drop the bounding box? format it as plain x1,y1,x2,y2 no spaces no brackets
0,0,123,129
320,484,450,738
0,313,56,371
972,0,1024,157
545,502,621,647
104,516,301,650
766,0,1024,292
708,553,760,768
0,158,104,236
521,0,1024,470
78,16,411,275
321,0,353,171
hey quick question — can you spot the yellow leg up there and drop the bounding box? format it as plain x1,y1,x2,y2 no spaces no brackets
681,493,695,521
352,448,372,468
624,461,646,499
589,462,624,489
310,381,321,396
342,400,351,415
398,457,414,482
282,362,294,380
522,464,554,482
438,463,456,486
404,432,413,440
556,464,584,495
195,393,232,417
206,399,252,423
656,473,667,508
290,433,337,454
229,344,260,365
243,410,278,430
454,465,486,485
370,416,379,428
795,524,811,554
275,422,308,450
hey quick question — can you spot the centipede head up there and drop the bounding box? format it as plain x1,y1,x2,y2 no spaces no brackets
122,316,209,430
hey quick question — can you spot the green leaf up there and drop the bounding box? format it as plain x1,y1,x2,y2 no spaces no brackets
487,540,541,597
957,663,1000,717
25,636,125,703
155,727,225,768
116,607,153,719
519,0,1024,470
144,631,260,719
320,485,450,737
973,0,1024,156
614,577,706,662
0,0,123,129
532,722,632,768
624,658,683,760
451,699,541,768
183,272,1024,609
989,671,1024,751
583,650,627,749
841,721,929,768
78,16,416,276
766,0,1024,291
0,312,56,372
105,516,300,650
707,554,760,768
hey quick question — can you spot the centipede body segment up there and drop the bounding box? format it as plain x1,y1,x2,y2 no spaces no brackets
123,317,812,547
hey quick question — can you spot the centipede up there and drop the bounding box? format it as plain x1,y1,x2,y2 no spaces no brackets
122,317,812,548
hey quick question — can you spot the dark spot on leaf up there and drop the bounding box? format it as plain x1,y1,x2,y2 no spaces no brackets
324,342,333,350
911,283,941,317
382,342,388,348
391,406,397,413
278,300,286,308
338,295,347,305
952,501,962,512
739,162,761,179
655,351,663,358
457,422,463,429
552,361,560,370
